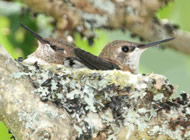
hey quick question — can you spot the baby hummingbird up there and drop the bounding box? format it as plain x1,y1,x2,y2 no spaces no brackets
20,23,76,65
99,37,174,74
67,37,174,73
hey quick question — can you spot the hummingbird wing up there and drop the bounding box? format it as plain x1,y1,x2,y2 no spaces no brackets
72,48,120,70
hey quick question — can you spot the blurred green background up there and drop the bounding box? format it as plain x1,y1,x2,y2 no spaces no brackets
0,0,190,139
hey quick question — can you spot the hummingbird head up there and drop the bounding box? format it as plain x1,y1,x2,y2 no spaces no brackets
20,23,75,65
99,38,174,74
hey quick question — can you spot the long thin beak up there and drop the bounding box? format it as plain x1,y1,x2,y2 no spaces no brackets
19,22,50,44
137,37,174,49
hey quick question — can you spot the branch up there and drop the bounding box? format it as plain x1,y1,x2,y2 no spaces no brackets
20,0,190,54
0,44,75,140
0,44,190,140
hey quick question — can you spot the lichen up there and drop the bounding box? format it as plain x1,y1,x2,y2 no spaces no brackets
13,72,29,79
89,0,115,15
13,62,190,140
153,93,164,101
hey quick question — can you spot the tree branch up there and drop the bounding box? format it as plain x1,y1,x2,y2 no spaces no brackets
0,44,75,140
0,44,190,140
20,0,190,54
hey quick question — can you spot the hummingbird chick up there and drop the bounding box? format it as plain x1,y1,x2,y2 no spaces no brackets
99,37,174,74
20,23,76,65
73,37,174,73
72,37,174,74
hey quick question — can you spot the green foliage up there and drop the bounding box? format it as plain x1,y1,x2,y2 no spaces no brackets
74,30,108,56
0,122,12,140
0,2,39,58
152,0,190,94
157,0,190,31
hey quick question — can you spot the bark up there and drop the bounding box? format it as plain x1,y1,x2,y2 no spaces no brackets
18,0,190,55
0,44,190,140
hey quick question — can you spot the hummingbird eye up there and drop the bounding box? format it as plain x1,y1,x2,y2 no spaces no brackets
56,47,64,53
121,46,129,53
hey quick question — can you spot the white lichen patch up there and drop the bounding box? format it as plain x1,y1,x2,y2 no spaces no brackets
152,123,184,140
83,86,96,112
66,89,81,100
124,110,148,131
84,112,104,131
126,6,137,16
138,108,148,114
82,13,108,27
13,72,29,79
89,0,115,15
186,108,190,115
74,124,83,137
60,114,65,119
151,125,160,134
153,93,164,101
17,110,38,130
50,80,57,91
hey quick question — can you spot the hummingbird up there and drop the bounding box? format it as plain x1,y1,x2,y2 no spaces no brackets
20,23,174,73
20,23,76,65
74,37,174,74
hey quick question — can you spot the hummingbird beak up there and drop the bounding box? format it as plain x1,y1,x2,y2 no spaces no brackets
137,37,174,49
19,22,50,44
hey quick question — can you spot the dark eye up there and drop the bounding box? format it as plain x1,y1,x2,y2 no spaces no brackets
121,46,129,53
56,47,64,53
